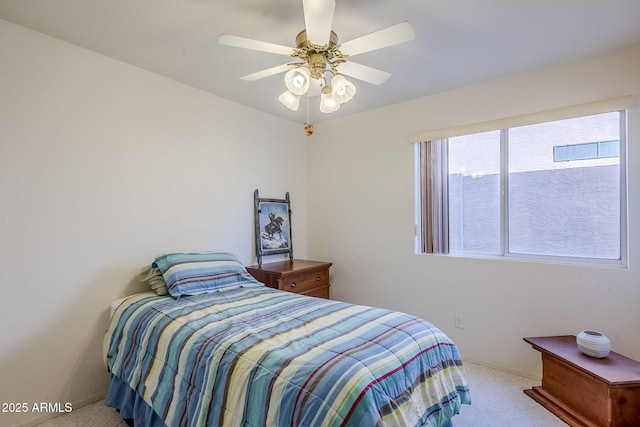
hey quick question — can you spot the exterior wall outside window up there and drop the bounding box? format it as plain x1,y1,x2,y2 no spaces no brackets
449,165,620,258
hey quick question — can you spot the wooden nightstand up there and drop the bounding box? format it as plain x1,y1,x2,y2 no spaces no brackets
523,335,640,427
246,259,332,299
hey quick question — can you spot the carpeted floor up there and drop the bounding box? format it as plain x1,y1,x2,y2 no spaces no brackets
453,362,567,426
34,361,567,426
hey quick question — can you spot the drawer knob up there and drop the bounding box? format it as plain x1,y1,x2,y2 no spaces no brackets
290,282,297,288
316,276,321,281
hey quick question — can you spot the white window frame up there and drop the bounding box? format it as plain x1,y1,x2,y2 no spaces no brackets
412,98,630,268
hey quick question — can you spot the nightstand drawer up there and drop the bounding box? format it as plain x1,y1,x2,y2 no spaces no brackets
278,269,329,293
303,285,330,299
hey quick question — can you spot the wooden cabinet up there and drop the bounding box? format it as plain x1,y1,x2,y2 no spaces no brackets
246,259,332,299
523,335,640,427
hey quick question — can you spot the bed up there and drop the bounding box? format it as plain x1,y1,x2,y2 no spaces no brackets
103,253,471,426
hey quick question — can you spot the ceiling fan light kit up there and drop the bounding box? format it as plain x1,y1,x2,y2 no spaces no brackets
218,0,415,115
279,28,354,113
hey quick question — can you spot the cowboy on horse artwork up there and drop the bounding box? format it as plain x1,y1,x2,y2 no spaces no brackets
264,211,284,240
258,201,290,251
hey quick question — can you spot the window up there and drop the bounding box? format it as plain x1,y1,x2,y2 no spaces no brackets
554,140,619,162
417,110,627,265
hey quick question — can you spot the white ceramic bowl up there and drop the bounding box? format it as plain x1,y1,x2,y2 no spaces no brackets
576,330,610,358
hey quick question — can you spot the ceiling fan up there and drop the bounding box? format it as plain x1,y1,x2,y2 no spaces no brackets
218,0,415,114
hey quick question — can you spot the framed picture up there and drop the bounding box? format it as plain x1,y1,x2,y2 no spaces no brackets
254,189,293,265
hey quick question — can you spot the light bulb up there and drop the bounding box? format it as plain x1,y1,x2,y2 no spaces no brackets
283,67,311,96
293,75,306,88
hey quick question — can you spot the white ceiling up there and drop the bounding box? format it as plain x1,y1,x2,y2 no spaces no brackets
1,0,639,124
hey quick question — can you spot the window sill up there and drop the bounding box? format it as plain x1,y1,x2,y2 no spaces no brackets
416,251,628,270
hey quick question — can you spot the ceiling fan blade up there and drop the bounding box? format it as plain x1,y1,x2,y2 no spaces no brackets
240,63,293,81
218,34,293,56
340,22,415,57
303,0,336,45
338,61,391,85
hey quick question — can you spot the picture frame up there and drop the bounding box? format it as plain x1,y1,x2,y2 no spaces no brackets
254,189,293,265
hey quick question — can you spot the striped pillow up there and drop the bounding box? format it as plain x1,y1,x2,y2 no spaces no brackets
153,252,262,297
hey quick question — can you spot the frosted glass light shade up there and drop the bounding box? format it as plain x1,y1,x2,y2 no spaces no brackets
278,90,301,111
331,75,356,104
283,67,311,96
319,92,340,113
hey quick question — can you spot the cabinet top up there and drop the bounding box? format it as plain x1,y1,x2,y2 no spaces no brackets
524,335,640,384
246,259,332,274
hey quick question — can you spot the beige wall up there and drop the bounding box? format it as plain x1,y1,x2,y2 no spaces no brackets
0,19,308,426
308,44,640,378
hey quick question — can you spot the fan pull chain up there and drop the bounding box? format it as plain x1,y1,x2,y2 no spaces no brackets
302,90,313,136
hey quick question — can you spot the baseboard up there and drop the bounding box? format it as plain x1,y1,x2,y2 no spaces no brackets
15,393,106,427
460,355,542,381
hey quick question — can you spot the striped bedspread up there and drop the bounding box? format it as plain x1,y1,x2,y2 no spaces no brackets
104,286,470,427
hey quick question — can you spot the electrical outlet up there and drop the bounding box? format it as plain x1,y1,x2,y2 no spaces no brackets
454,314,464,329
